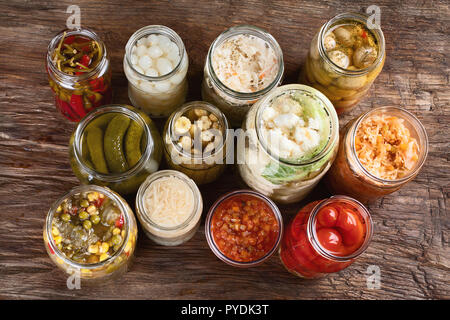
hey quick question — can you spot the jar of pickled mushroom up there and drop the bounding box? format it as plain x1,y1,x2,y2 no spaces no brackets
325,106,428,203
124,25,189,117
46,28,112,122
279,195,373,279
69,104,163,195
43,185,137,281
299,12,385,114
205,190,283,267
202,25,284,127
238,84,339,204
135,170,203,246
163,101,230,185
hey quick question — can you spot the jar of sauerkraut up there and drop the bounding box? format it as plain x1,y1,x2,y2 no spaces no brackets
124,25,188,117
135,170,203,246
238,84,339,204
202,25,284,127
299,12,385,114
163,101,230,185
325,106,428,203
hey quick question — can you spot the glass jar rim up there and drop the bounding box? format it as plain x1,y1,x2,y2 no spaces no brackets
165,100,230,161
46,28,108,83
307,195,373,262
206,24,285,101
205,189,283,267
73,104,154,182
318,12,386,76
45,185,132,270
135,170,203,231
124,25,186,82
255,84,339,166
349,106,429,185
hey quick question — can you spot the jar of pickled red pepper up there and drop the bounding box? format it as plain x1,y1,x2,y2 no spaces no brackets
325,106,428,203
202,25,284,127
69,104,162,195
279,195,373,279
43,185,137,281
299,12,385,114
46,28,112,122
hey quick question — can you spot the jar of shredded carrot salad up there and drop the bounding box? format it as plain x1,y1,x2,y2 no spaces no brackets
325,106,428,203
202,25,284,127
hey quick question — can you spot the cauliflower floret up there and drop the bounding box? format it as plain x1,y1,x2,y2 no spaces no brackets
294,127,320,152
273,113,300,129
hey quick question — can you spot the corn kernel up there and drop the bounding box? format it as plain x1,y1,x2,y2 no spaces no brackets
56,205,62,212
86,205,97,215
100,242,109,254
52,226,60,236
113,228,121,235
99,193,105,199
54,236,62,245
121,230,126,238
87,192,99,202
99,253,109,262
88,244,99,254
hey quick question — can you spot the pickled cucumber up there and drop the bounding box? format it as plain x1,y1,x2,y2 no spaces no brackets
86,127,109,174
104,115,130,173
125,120,143,168
86,113,116,131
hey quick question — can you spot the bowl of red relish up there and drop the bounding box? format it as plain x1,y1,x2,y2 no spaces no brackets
205,190,283,267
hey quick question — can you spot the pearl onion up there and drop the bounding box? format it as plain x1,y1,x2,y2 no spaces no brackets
156,58,173,75
166,47,180,64
148,45,163,59
147,34,159,46
130,54,138,65
138,55,152,70
154,80,171,92
145,68,158,77
136,44,147,56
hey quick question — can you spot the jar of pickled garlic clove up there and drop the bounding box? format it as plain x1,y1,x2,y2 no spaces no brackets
325,106,428,203
163,101,230,185
46,28,112,122
43,185,137,282
124,25,188,118
202,25,284,127
299,12,385,114
279,195,373,279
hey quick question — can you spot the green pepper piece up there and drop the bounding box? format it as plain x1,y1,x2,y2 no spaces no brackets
104,115,130,173
86,127,109,174
125,120,143,168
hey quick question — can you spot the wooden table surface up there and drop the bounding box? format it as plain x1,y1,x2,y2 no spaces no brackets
1,0,449,300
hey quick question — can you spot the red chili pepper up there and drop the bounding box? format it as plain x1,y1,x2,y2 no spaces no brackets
63,35,75,45
361,31,367,39
94,197,104,208
89,77,105,91
69,206,78,216
75,54,91,75
69,94,86,118
48,243,55,255
115,214,124,228
55,96,79,121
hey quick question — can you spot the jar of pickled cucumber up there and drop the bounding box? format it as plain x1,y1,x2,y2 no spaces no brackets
202,25,284,127
299,12,385,114
123,25,189,117
43,185,137,281
69,104,162,195
163,101,230,185
46,28,112,122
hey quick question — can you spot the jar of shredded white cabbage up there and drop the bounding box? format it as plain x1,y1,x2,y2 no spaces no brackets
135,170,203,246
124,25,188,118
202,25,284,127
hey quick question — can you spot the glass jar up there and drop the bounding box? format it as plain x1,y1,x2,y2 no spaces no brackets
325,106,428,203
238,84,339,204
202,25,284,127
46,28,112,122
43,185,137,281
299,12,385,114
69,104,162,195
135,170,203,246
163,101,230,185
205,190,283,267
279,195,373,279
124,25,188,117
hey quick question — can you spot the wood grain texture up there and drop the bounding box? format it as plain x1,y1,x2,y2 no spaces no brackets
0,0,448,300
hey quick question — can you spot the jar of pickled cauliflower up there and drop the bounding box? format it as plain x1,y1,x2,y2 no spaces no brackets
163,101,230,185
202,25,284,127
238,84,339,204
46,28,112,122
325,106,428,203
69,104,162,195
44,185,137,281
300,12,385,114
124,25,188,117
135,170,203,246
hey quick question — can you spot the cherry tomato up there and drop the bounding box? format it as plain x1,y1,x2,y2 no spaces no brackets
316,228,344,254
336,208,365,248
316,206,339,227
